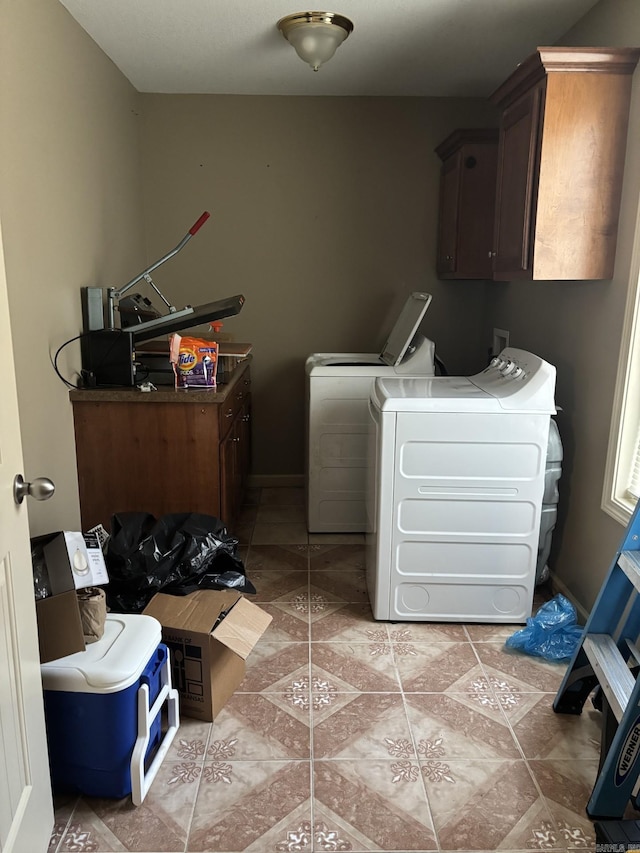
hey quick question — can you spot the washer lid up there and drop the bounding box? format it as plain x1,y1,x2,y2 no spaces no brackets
305,352,386,375
379,291,432,366
372,376,500,412
40,613,162,693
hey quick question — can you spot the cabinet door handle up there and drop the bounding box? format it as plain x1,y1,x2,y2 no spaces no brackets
242,414,250,422
225,409,234,418
488,251,497,258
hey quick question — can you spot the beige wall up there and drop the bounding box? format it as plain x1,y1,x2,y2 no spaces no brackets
139,95,497,477
483,0,640,611
3,0,634,616
0,0,145,534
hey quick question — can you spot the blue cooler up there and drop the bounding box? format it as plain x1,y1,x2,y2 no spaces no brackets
41,613,179,805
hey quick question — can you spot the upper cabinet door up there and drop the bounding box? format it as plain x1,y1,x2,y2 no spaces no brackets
490,47,640,281
435,128,498,280
436,150,462,276
492,83,543,279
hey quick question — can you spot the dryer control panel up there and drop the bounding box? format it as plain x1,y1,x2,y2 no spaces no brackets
471,347,556,412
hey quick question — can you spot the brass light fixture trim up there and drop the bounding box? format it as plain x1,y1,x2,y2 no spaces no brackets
277,11,354,71
277,11,354,35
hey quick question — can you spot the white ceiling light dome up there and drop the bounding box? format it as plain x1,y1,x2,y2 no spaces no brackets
277,12,354,72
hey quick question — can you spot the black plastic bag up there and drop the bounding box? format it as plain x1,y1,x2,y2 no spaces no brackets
104,511,254,613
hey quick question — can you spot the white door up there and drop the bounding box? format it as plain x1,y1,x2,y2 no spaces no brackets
0,219,54,851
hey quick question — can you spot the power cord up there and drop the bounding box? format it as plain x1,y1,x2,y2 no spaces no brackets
51,331,91,389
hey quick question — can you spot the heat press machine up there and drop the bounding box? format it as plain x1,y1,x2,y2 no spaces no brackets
80,212,244,387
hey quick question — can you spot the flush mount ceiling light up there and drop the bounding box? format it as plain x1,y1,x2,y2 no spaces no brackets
277,12,354,72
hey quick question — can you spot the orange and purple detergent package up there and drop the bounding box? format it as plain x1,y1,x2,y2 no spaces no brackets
169,334,219,389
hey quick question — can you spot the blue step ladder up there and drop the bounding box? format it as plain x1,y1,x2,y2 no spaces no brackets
554,500,640,819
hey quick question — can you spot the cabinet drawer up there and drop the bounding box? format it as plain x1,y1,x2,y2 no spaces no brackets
219,370,251,436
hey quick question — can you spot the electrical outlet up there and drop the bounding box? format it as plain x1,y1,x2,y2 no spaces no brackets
492,328,510,355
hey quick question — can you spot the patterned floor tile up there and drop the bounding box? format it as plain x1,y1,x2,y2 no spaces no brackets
167,717,212,764
474,642,569,692
308,544,365,572
309,572,369,605
259,487,305,506
503,692,601,760
187,760,311,852
394,642,482,692
251,522,309,545
311,641,400,692
59,759,201,852
249,568,308,602
465,623,522,643
310,601,382,642
256,504,306,524
49,792,79,852
313,693,413,759
527,759,599,849
313,759,437,851
390,621,469,642
244,543,309,572
421,759,561,851
209,693,311,759
47,494,608,853
238,641,310,692
404,693,521,759
255,602,310,642
308,533,366,544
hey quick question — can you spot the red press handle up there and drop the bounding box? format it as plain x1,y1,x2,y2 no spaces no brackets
189,211,210,235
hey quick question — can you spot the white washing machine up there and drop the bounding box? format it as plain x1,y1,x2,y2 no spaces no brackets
306,292,435,533
366,348,557,623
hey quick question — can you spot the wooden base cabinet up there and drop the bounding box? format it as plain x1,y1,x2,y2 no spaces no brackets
70,360,252,532
220,395,251,527
490,47,640,281
435,128,498,279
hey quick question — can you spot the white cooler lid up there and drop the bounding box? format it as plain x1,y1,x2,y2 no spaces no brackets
41,613,162,694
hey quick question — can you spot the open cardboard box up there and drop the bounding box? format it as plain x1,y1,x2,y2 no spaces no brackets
143,589,272,721
32,531,109,663
32,534,85,663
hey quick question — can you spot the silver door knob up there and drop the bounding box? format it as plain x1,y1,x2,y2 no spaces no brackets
13,474,55,505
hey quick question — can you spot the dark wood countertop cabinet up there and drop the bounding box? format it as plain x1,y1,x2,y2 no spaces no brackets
490,47,640,281
70,360,252,532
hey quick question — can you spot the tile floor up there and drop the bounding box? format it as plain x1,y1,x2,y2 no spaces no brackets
48,487,624,852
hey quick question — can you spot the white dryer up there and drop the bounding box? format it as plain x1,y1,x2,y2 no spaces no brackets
306,292,435,533
366,348,557,623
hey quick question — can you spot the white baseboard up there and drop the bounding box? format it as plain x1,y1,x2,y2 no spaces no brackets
247,474,305,489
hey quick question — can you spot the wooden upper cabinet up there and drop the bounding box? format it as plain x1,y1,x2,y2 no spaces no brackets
435,128,498,279
490,47,640,281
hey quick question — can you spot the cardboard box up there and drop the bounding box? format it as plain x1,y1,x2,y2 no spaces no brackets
32,531,109,663
143,590,272,721
58,531,109,589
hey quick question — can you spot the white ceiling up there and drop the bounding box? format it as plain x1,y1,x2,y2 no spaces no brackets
58,0,600,97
